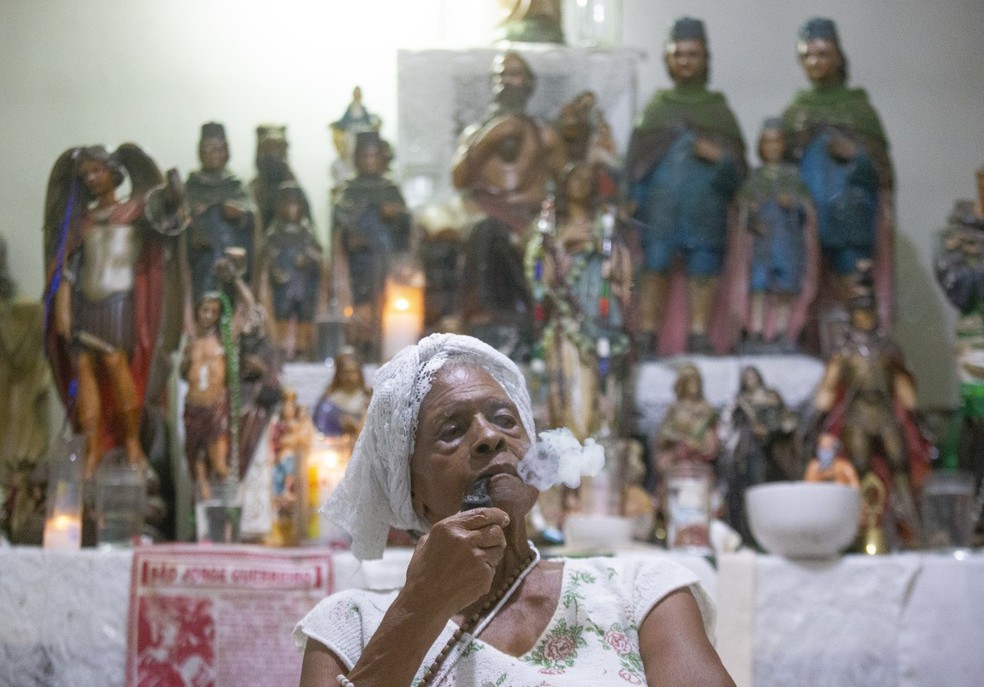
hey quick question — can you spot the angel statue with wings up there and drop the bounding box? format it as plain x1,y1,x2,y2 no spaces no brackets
43,144,188,478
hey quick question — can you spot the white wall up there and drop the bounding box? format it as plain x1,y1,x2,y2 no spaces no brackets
1,0,982,407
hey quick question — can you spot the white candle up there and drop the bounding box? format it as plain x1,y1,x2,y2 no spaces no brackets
44,513,81,551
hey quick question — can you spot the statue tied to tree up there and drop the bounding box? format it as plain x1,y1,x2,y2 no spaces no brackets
43,144,188,478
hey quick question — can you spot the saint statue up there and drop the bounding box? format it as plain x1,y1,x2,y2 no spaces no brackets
736,118,819,353
626,17,747,356
185,122,259,306
0,234,50,544
43,144,187,477
250,124,296,232
781,17,895,339
258,182,327,361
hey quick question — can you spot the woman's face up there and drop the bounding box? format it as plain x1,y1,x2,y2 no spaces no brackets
410,363,535,525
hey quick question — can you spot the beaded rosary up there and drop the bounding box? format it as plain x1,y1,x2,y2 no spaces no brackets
418,543,541,686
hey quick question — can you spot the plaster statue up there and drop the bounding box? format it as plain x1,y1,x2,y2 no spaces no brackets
312,348,372,440
330,86,382,192
250,124,296,232
258,181,326,362
185,122,259,306
332,131,412,362
525,162,633,441
0,235,50,544
452,50,562,359
812,261,932,547
496,0,564,43
803,432,860,487
736,118,819,352
934,166,984,533
781,17,895,342
43,144,187,477
180,292,231,500
626,17,747,356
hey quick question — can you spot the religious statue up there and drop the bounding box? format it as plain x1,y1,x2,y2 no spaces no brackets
330,86,382,192
656,364,719,469
180,292,231,500
803,432,860,487
721,365,801,543
452,50,562,359
0,234,50,544
551,91,621,202
525,162,633,441
211,249,282,478
496,0,564,43
43,144,188,478
625,17,747,356
331,131,412,362
269,388,313,545
781,17,895,339
312,348,372,439
812,261,933,547
258,181,326,362
934,166,984,533
736,118,819,353
185,122,259,305
250,124,296,232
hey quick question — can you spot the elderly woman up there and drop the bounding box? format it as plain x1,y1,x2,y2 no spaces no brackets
295,333,734,687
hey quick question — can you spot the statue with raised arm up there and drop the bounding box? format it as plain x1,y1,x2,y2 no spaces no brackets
626,17,747,356
43,144,187,477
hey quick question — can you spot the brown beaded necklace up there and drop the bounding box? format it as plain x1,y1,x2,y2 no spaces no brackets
418,544,540,686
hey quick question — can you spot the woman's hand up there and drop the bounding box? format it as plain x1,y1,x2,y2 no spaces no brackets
401,508,510,620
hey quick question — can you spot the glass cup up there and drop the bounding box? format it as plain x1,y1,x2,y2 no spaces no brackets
665,461,713,554
94,448,146,549
195,479,242,544
921,470,977,550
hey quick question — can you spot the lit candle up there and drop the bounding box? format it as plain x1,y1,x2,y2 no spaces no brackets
44,512,81,551
305,436,353,542
381,274,424,361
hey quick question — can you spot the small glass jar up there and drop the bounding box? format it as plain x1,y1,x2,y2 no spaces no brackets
566,0,622,49
665,461,713,554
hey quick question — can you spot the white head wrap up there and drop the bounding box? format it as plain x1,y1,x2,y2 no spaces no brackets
322,333,536,560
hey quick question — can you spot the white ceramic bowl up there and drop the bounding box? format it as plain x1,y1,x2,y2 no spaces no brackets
745,482,861,559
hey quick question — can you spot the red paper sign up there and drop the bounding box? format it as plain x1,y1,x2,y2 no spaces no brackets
126,544,332,687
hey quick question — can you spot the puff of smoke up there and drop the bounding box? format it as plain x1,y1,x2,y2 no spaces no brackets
517,427,605,490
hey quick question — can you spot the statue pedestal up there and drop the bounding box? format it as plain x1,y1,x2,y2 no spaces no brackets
396,46,642,207
633,354,826,437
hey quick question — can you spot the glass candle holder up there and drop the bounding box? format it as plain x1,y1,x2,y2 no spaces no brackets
43,432,85,551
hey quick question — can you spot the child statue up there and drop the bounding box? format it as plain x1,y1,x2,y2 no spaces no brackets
737,118,818,352
258,182,327,362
